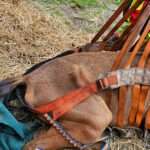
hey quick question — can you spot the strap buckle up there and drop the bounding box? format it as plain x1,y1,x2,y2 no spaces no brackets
98,68,150,90
98,75,118,90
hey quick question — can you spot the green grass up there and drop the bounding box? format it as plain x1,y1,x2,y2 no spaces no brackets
114,0,122,5
32,0,119,33
69,0,98,7
38,0,99,8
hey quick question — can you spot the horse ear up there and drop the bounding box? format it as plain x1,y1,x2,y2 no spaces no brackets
0,76,23,98
71,64,94,87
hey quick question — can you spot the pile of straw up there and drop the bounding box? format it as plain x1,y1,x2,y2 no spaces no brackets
0,0,91,79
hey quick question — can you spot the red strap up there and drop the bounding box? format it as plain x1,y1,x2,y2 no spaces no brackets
35,74,117,120
35,82,98,120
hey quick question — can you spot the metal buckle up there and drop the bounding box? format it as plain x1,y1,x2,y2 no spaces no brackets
98,68,150,90
99,78,109,90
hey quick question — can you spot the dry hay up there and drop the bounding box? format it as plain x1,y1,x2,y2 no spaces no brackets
60,127,149,150
110,137,146,150
0,0,91,79
108,127,149,150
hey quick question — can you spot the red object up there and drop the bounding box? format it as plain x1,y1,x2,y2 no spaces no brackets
131,10,141,24
35,82,98,120
131,0,149,24
35,74,118,120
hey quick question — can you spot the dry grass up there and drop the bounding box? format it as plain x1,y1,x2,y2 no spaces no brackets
110,138,146,150
0,0,92,79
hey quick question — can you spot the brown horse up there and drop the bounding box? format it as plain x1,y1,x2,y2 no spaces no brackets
0,51,149,150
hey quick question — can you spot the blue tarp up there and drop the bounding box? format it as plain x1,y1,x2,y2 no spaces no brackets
0,99,38,150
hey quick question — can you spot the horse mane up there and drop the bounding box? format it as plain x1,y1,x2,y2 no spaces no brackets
24,50,75,75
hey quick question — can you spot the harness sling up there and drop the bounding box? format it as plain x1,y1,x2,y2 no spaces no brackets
135,41,150,127
77,0,149,54
117,18,150,127
111,4,150,71
110,0,149,51
34,68,150,118
105,4,150,127
105,3,149,111
125,19,150,126
90,0,144,52
31,67,150,150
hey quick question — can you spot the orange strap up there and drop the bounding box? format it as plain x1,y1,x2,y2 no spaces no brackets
35,83,98,120
136,85,149,126
91,0,129,43
35,74,118,120
135,41,150,127
116,17,150,127
128,22,150,126
111,0,148,52
107,5,150,127
125,23,150,68
145,107,150,129
111,4,150,71
34,67,150,122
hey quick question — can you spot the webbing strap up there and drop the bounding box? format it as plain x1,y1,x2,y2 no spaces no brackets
34,68,150,121
129,41,150,127
125,21,150,68
111,0,149,51
117,18,150,127
136,41,150,126
111,4,150,70
136,85,149,126
107,4,150,127
35,83,98,120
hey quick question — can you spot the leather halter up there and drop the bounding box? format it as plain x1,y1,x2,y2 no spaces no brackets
34,68,150,119
34,73,116,119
